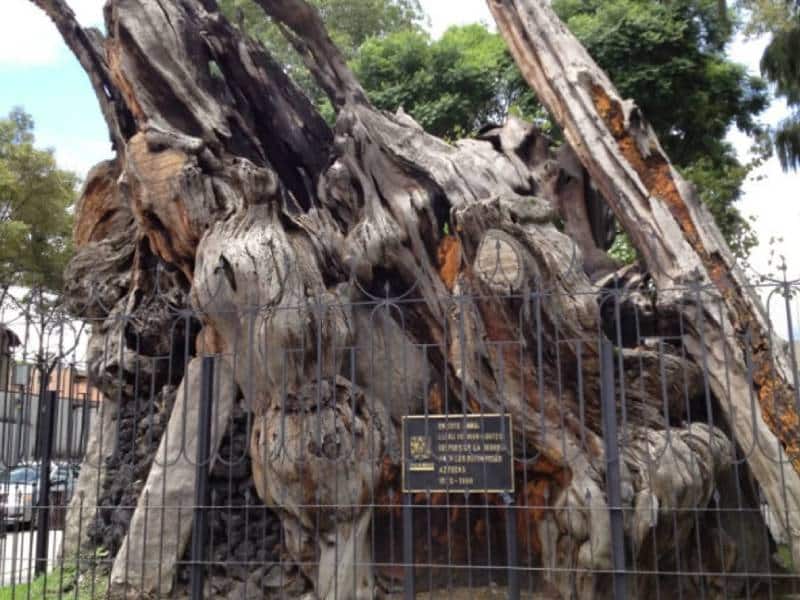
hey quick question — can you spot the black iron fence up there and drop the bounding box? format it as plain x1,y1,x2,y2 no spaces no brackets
0,273,798,599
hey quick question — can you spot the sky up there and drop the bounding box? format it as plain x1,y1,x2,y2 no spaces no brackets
0,0,798,338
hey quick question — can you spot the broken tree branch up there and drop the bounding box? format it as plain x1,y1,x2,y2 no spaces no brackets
30,0,134,150
489,0,800,560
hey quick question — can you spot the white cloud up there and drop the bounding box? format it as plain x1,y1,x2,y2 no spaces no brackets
0,0,104,67
727,35,800,282
420,0,493,38
0,2,63,66
69,0,106,27
51,137,113,179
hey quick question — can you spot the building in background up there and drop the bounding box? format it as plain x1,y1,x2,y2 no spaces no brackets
0,324,21,394
0,326,99,468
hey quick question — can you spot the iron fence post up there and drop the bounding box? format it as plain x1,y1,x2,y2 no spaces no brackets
34,389,57,576
601,338,626,599
190,356,215,600
403,492,415,600
503,492,520,600
783,278,800,410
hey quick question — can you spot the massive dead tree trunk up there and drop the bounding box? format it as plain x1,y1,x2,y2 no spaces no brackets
34,0,797,598
490,0,800,563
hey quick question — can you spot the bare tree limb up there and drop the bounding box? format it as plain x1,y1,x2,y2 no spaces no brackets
489,0,800,559
29,0,134,152
250,0,369,110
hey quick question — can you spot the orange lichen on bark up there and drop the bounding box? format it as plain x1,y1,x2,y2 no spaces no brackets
437,235,462,291
126,134,198,279
195,323,226,355
591,85,705,255
106,39,146,124
755,355,800,469
428,382,444,414
514,455,571,560
73,161,128,248
592,83,800,473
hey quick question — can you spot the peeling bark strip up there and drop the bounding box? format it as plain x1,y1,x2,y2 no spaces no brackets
591,84,800,470
489,0,800,551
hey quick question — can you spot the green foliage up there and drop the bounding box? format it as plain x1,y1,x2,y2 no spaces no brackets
0,108,76,294
220,0,768,260
553,0,769,259
0,562,109,600
608,231,638,264
773,113,800,169
681,154,759,257
738,1,800,170
738,0,798,35
218,0,424,102
758,7,800,170
761,18,800,107
220,0,424,52
353,25,540,139
553,0,768,166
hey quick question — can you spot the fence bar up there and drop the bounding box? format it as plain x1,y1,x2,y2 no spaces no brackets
784,280,800,409
403,492,415,600
503,492,520,600
34,389,57,576
190,356,215,600
601,338,626,599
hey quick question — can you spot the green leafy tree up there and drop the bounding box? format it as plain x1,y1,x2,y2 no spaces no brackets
0,108,76,296
0,109,79,384
553,0,768,259
223,0,768,260
738,0,797,35
748,0,800,170
353,25,540,139
762,29,800,170
218,0,424,102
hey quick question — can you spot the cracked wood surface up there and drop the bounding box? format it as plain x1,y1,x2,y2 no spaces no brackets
31,0,791,597
489,0,800,563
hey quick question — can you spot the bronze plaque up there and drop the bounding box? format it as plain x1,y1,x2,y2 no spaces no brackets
401,414,514,493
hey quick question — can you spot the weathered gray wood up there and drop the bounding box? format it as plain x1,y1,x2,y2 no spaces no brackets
33,0,779,597
489,0,800,571
60,394,117,561
30,0,133,150
109,356,237,596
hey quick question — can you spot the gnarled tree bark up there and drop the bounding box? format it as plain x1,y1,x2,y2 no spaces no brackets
33,0,797,598
490,0,800,569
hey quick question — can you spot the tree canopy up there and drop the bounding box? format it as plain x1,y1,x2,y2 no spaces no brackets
0,108,76,295
353,25,539,139
219,0,424,105
747,0,800,170
222,0,768,259
553,0,768,259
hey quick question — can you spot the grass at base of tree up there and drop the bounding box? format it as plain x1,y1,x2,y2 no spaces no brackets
776,544,796,572
0,563,109,600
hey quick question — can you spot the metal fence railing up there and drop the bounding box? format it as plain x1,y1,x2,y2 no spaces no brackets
0,273,798,599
